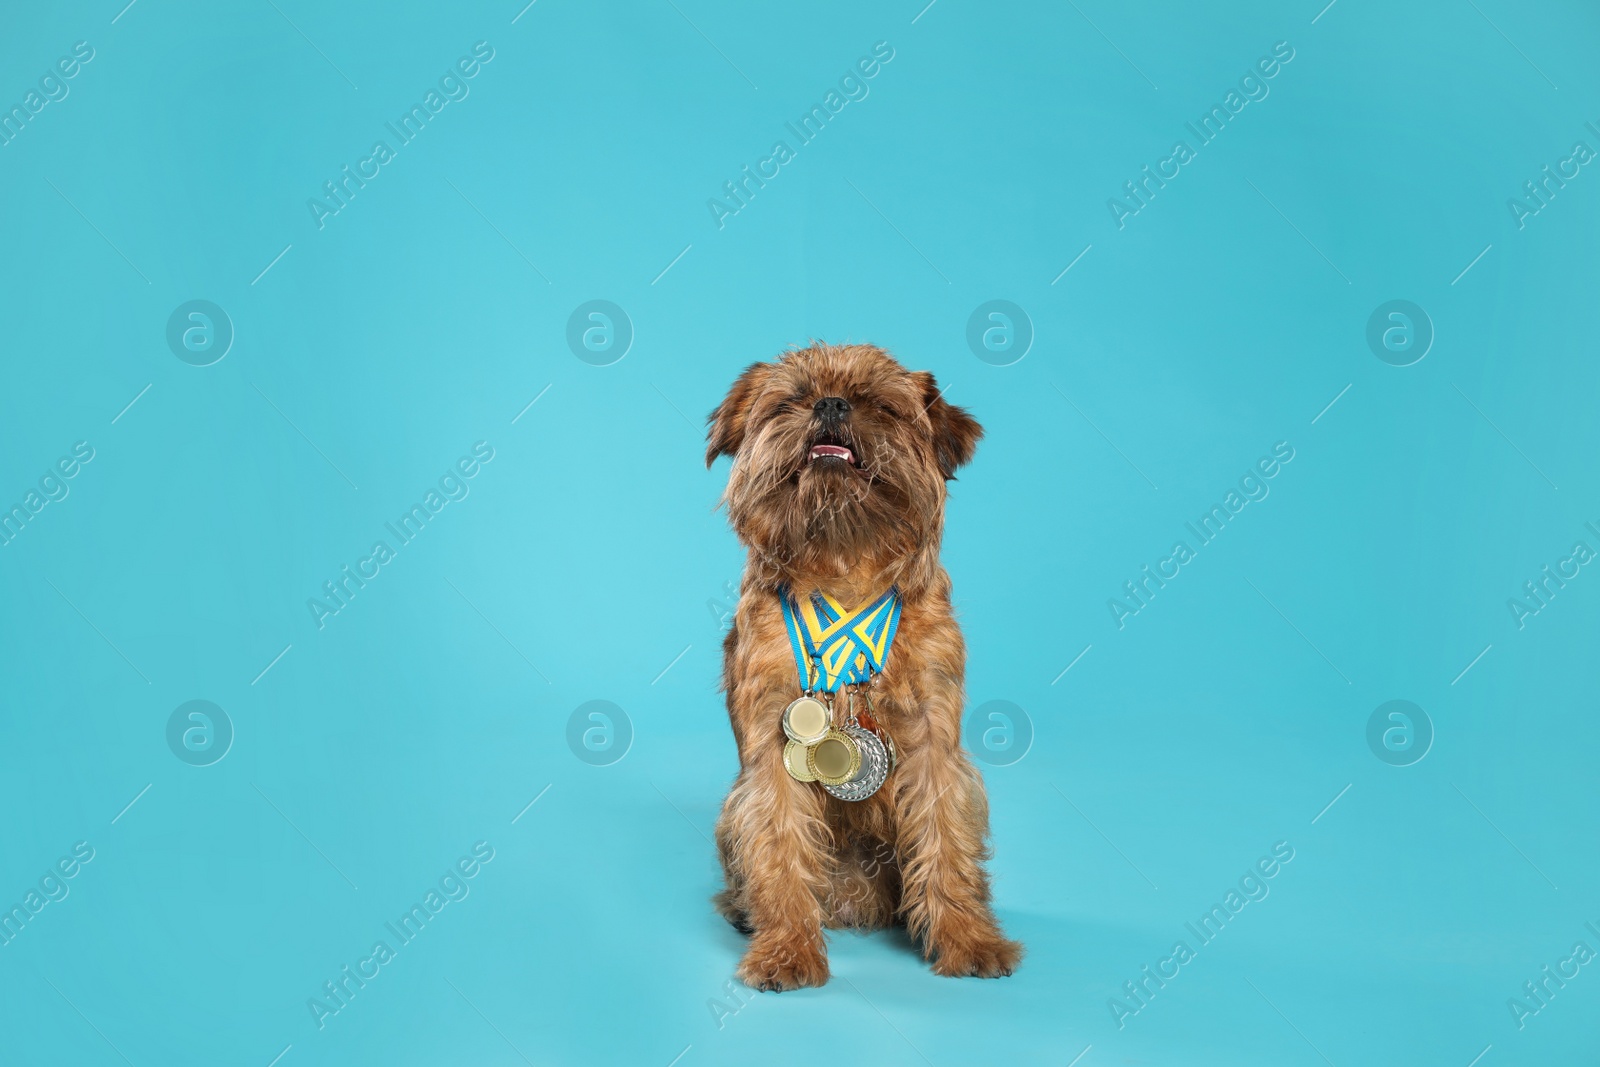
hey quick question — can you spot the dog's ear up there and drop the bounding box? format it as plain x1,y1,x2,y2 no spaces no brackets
706,362,772,467
915,371,982,479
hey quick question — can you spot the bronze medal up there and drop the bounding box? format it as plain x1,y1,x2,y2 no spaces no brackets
856,689,896,775
879,730,898,774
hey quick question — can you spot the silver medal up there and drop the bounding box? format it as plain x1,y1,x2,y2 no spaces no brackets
822,723,890,802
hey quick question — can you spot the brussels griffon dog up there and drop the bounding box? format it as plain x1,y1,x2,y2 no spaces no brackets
706,342,1022,990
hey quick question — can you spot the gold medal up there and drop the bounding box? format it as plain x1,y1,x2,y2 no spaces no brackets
783,740,818,782
806,728,862,786
782,696,831,744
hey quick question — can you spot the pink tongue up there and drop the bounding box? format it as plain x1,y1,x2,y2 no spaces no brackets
812,445,852,461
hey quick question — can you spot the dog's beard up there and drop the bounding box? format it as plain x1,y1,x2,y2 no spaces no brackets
728,419,939,581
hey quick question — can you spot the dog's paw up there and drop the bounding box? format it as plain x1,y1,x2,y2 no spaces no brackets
713,890,754,935
931,934,1024,979
737,936,829,992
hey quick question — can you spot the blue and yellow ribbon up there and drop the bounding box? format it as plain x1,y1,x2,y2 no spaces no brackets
779,586,903,693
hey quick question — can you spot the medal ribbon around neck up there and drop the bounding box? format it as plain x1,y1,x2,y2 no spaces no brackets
779,586,903,693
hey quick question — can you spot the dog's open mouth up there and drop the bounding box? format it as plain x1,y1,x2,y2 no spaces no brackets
809,443,854,464
807,432,863,469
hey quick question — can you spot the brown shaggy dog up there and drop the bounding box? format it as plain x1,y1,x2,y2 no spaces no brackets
706,342,1023,990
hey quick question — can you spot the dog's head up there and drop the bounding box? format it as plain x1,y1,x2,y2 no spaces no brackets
706,344,981,591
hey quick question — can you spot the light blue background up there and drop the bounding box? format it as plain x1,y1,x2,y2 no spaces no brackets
2,1,1597,1064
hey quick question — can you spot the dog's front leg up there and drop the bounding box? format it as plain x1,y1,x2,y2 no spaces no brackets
717,686,833,991
893,675,1023,978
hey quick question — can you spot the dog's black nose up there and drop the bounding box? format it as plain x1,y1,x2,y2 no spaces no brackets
814,396,851,421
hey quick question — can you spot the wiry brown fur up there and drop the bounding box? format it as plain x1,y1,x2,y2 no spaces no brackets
706,343,1022,990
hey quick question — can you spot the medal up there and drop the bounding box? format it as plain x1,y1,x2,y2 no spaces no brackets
782,696,831,744
878,731,898,775
806,728,862,786
783,740,819,782
821,723,890,802
857,687,896,774
782,695,832,783
775,586,903,801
